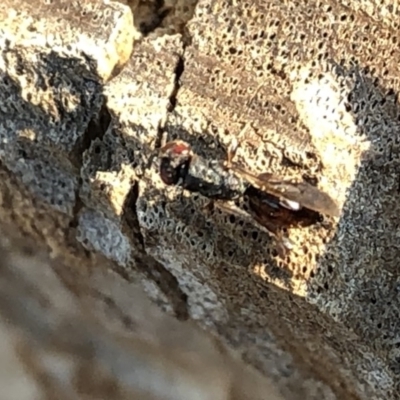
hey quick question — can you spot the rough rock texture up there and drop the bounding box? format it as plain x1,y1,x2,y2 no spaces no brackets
0,224,288,400
1,0,399,399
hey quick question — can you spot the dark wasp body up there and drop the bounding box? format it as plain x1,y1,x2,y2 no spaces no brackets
159,140,248,201
245,184,323,232
158,139,339,254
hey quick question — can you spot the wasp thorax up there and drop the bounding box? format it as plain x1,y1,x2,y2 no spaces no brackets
159,141,192,185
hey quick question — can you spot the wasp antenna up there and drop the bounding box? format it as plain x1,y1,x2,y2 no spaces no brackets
202,200,215,216
144,148,160,170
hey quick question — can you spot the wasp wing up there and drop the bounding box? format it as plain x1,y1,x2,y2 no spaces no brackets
232,166,340,217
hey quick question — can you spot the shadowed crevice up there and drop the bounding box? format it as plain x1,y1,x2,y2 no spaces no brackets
168,55,185,113
122,182,189,321
137,0,173,35
130,0,198,37
71,100,111,169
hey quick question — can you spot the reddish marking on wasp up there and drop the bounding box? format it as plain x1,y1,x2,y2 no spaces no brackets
158,139,339,256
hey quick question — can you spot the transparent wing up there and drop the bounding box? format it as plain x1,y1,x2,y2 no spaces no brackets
232,167,340,217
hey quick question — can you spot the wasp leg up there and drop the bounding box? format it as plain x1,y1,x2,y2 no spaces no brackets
201,199,215,215
274,237,290,258
212,201,292,257
145,148,160,170
249,213,294,258
145,127,169,170
275,232,294,258
212,200,253,222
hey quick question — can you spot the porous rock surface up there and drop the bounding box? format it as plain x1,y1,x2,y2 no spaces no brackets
0,224,288,400
0,0,399,399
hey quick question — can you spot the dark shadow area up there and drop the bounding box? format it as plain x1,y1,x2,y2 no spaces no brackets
0,43,192,321
135,0,173,35
0,46,108,223
122,180,189,320
127,0,198,37
0,45,105,172
305,60,400,391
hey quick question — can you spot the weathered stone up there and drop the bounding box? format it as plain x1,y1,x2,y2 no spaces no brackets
0,0,135,81
138,0,400,398
1,0,400,399
0,0,134,213
0,225,285,400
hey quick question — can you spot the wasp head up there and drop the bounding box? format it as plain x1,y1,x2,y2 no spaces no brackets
159,140,192,185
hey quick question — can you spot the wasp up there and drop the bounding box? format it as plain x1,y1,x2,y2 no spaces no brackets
158,138,339,255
